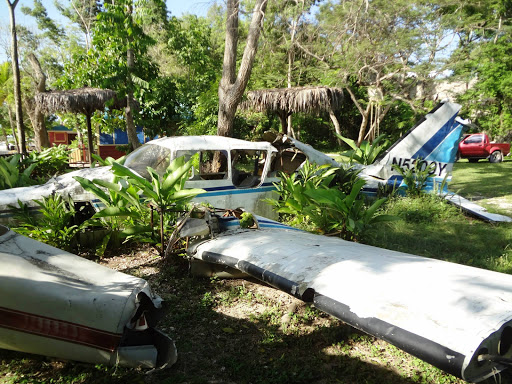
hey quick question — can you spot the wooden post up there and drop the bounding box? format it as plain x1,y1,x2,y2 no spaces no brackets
86,113,94,164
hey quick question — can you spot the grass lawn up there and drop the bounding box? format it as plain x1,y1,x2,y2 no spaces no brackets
1,158,512,384
364,158,512,272
450,158,512,217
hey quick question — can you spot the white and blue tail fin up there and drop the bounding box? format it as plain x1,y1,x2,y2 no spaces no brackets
362,101,464,193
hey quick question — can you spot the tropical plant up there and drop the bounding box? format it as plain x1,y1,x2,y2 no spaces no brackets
303,179,396,240
90,153,125,167
22,145,70,181
111,156,205,254
338,134,389,165
73,174,151,255
267,161,394,239
266,162,338,227
10,195,81,252
0,155,37,190
392,160,436,197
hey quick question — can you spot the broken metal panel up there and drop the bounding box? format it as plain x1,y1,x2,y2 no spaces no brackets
444,193,512,223
279,135,339,168
0,225,177,368
188,221,512,382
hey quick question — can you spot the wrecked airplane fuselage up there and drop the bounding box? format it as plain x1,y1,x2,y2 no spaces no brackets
0,102,510,224
0,136,281,223
0,224,177,368
184,214,512,383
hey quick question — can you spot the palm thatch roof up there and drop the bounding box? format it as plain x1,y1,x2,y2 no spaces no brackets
35,87,122,115
35,87,125,164
242,86,344,114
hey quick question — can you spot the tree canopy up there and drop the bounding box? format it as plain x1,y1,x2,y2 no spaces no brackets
1,0,510,151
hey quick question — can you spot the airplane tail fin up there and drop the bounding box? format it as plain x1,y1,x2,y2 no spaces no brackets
362,101,465,193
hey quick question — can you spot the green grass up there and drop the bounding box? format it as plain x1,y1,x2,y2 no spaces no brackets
363,159,512,273
450,158,512,216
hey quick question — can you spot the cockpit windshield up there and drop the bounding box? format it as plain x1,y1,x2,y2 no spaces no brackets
124,144,172,179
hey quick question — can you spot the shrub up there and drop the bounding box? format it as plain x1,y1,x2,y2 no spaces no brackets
267,161,396,240
75,155,205,255
23,145,70,182
0,155,37,190
338,134,389,165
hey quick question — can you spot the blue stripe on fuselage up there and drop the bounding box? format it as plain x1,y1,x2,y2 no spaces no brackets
197,183,276,197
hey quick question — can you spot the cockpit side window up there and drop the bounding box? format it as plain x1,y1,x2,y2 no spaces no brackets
231,149,266,188
271,149,307,175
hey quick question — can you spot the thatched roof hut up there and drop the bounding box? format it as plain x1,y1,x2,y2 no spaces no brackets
35,87,123,163
242,86,344,139
243,86,343,114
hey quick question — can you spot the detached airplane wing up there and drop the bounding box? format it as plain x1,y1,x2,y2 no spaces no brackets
184,214,512,383
0,224,177,369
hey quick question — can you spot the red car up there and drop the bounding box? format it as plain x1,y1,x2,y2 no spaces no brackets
458,133,510,163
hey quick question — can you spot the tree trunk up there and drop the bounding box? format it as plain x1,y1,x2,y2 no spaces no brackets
217,0,268,138
345,86,370,146
126,47,140,151
277,110,288,134
286,11,300,138
27,53,50,151
7,105,19,151
86,113,94,164
7,0,27,154
328,108,343,146
357,104,371,146
125,4,140,151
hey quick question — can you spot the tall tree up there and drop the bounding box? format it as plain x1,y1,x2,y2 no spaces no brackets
25,53,50,150
54,0,99,50
6,0,27,154
166,14,222,132
90,0,165,150
311,0,453,145
21,0,65,45
251,0,318,137
448,0,512,138
217,0,269,137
